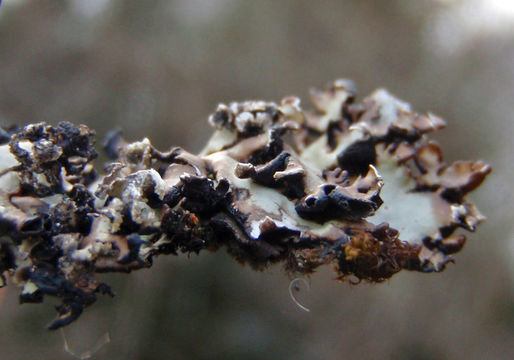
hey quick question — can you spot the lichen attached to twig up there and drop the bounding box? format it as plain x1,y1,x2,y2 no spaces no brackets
0,80,491,329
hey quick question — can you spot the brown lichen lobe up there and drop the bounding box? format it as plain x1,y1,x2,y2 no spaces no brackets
0,80,490,329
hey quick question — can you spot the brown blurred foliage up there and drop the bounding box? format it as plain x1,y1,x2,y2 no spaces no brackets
0,1,512,359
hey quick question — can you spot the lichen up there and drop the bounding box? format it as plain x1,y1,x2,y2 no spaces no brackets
0,80,491,329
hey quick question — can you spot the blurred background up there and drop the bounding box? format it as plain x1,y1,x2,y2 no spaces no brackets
0,0,512,359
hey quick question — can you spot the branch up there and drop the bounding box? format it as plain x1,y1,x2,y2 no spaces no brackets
0,79,491,329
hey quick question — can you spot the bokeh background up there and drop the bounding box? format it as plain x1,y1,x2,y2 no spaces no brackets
0,1,512,359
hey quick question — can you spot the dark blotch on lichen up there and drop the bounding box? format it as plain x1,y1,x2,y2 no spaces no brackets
337,140,377,176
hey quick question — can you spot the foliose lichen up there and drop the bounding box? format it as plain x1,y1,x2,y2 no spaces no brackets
0,80,491,329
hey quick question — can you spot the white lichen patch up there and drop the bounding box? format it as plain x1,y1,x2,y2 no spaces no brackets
372,153,439,244
369,88,412,125
0,144,20,171
200,128,238,156
0,171,20,194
